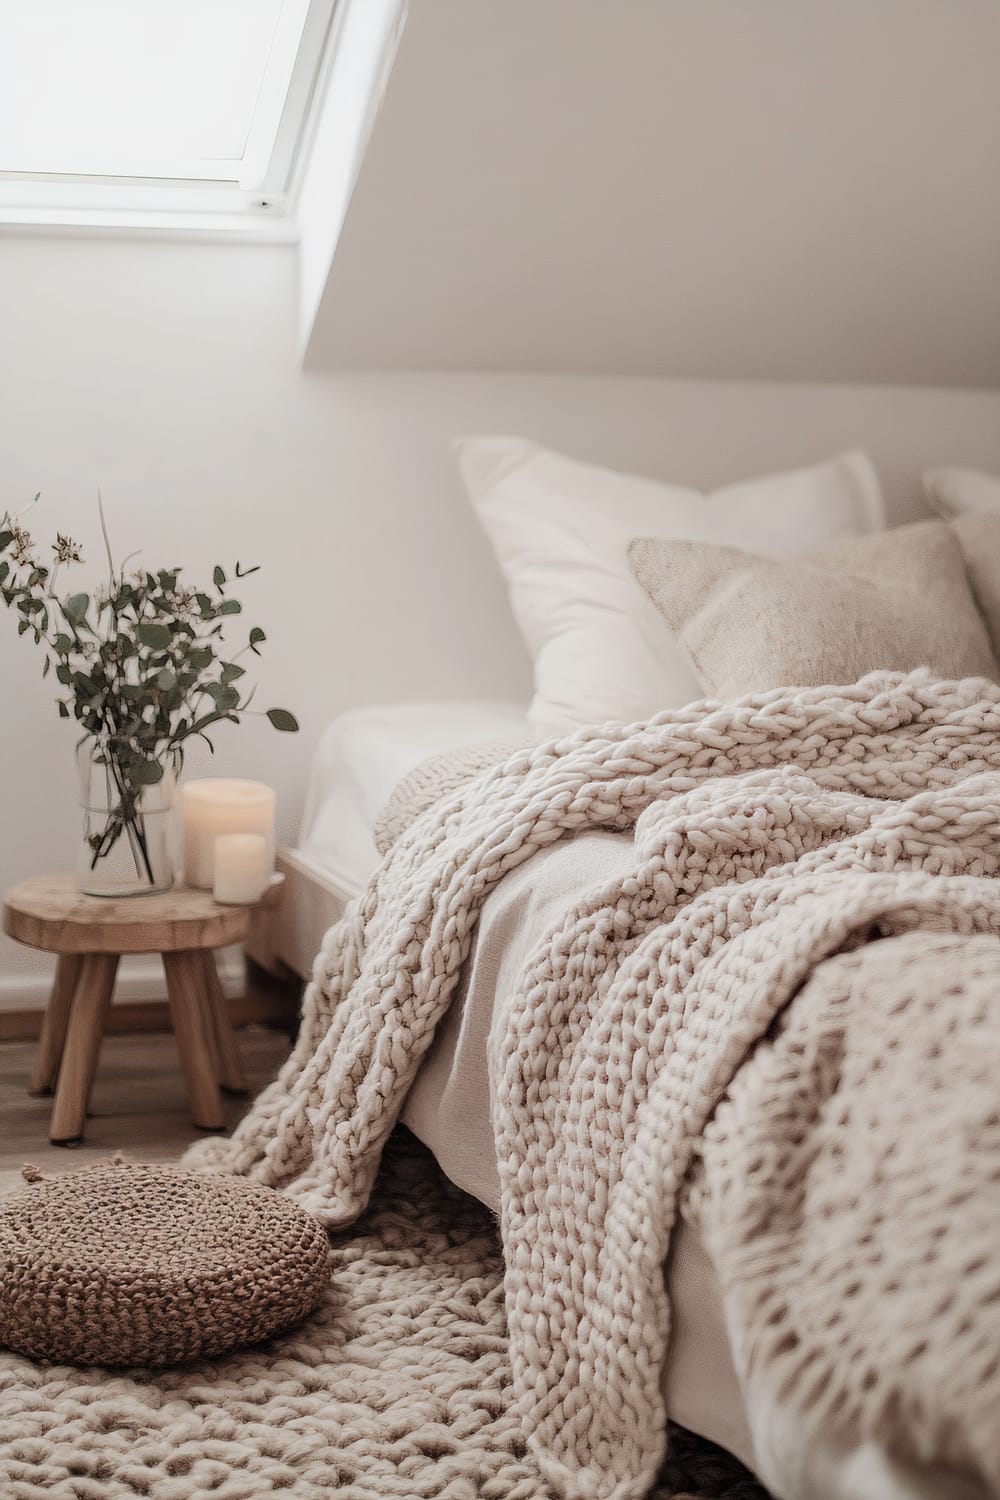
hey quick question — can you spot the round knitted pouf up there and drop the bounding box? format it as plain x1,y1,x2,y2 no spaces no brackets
0,1159,332,1367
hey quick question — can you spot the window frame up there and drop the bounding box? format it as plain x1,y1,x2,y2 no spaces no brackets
0,0,341,241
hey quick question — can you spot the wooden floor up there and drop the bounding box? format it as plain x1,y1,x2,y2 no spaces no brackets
0,1025,292,1194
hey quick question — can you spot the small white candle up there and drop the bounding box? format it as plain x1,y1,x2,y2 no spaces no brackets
181,779,276,890
213,833,270,905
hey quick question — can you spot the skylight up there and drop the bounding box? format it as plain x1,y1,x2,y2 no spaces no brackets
0,0,339,234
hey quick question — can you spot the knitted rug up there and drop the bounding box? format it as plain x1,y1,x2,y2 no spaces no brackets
0,1130,768,1500
183,672,1000,1499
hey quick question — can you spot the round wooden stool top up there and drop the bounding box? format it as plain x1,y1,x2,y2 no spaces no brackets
3,875,254,956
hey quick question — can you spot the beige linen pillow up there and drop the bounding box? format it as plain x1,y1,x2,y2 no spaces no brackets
951,512,1000,659
628,520,1000,700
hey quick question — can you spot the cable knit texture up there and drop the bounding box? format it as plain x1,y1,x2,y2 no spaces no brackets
184,671,1000,1499
687,931,1000,1489
373,738,530,857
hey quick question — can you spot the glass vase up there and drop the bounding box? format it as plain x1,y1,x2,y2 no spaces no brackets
77,744,176,897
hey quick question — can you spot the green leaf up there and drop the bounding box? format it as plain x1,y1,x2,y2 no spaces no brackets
72,671,101,699
213,565,226,590
206,683,240,711
42,656,50,678
58,700,70,718
137,622,171,650
62,592,90,626
187,710,227,737
156,668,177,692
218,598,241,615
17,619,29,635
0,530,13,551
220,662,246,683
266,708,299,733
130,758,165,786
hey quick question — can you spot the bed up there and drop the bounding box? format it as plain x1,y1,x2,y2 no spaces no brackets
243,445,1000,1500
249,707,990,1500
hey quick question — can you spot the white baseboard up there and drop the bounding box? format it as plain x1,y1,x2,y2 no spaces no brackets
0,948,244,1013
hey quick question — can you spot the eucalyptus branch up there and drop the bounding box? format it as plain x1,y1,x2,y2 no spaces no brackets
0,496,299,880
97,487,115,587
15,493,41,523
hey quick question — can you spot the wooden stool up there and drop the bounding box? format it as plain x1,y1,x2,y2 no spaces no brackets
3,875,270,1145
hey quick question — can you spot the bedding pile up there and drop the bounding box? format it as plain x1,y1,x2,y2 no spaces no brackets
186,671,1000,1500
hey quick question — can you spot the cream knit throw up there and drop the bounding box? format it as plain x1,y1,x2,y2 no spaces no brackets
185,672,1000,1500
688,930,1000,1490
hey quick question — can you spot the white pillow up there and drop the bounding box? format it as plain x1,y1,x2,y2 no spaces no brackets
456,437,885,734
923,467,1000,518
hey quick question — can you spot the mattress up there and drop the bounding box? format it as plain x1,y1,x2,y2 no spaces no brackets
297,701,531,896
288,706,985,1500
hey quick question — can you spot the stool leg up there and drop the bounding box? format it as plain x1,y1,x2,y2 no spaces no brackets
31,953,84,1096
163,950,225,1130
198,953,248,1095
49,953,118,1145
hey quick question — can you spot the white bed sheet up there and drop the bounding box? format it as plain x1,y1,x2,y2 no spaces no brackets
298,700,530,895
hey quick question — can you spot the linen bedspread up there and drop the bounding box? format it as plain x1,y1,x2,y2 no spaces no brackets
185,672,1000,1500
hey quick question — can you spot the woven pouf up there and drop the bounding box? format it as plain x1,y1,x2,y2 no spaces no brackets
0,1159,332,1367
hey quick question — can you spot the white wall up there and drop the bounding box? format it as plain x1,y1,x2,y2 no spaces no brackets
4,233,1000,1006
307,0,1000,387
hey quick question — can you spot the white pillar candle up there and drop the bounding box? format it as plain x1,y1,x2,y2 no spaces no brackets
213,833,270,905
181,779,276,890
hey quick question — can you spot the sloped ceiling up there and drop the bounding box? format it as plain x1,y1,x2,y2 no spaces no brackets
304,0,1000,387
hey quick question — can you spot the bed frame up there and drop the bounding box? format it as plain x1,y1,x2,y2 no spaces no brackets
246,847,359,985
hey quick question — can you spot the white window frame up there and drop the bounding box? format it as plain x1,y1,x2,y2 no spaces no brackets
0,0,341,241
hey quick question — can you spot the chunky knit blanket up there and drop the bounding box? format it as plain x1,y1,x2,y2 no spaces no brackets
186,672,1000,1500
